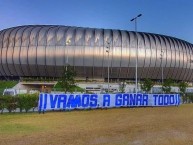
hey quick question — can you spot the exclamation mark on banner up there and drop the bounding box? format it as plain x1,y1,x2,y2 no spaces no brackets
43,94,47,111
178,94,180,105
175,94,180,106
38,94,43,111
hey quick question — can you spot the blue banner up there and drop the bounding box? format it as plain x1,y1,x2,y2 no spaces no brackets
38,93,180,111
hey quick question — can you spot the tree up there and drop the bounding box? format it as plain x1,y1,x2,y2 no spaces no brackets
178,81,188,103
162,78,173,93
140,78,154,93
58,65,76,93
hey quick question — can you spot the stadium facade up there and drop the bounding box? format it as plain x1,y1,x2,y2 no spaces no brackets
0,25,193,81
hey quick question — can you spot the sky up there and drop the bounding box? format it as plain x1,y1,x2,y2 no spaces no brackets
0,0,193,43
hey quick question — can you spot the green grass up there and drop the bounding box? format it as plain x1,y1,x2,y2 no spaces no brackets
0,81,18,88
53,82,85,92
0,81,18,95
1,104,193,145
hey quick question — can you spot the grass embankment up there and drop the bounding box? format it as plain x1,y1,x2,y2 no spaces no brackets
0,81,18,95
53,82,85,92
1,104,193,145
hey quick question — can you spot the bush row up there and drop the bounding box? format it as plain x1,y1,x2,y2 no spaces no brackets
0,93,39,114
182,93,193,103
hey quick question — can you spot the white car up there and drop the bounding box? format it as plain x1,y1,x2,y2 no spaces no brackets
3,89,17,96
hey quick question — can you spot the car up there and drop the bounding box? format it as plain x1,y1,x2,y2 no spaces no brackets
3,89,17,96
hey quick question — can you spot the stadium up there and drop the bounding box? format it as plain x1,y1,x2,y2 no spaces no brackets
0,25,193,82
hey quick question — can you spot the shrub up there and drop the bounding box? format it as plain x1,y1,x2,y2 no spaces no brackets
4,95,17,113
18,94,39,113
186,93,193,103
17,94,26,112
0,96,6,114
30,93,39,112
0,94,39,113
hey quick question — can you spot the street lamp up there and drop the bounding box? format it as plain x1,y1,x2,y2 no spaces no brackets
130,14,142,93
65,39,71,71
106,41,110,93
160,50,165,91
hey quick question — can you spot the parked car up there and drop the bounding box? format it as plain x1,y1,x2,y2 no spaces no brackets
3,89,17,96
3,89,27,96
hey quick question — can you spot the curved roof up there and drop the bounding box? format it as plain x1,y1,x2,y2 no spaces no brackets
0,25,192,48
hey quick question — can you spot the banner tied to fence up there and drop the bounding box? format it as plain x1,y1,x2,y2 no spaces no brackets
38,93,180,111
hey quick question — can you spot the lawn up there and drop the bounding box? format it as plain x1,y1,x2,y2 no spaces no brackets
1,104,193,145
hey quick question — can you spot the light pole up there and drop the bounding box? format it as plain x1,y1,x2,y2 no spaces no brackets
106,41,110,93
130,14,142,93
160,50,164,92
65,39,71,71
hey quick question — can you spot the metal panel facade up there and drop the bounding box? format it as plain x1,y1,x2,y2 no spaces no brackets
0,25,193,81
